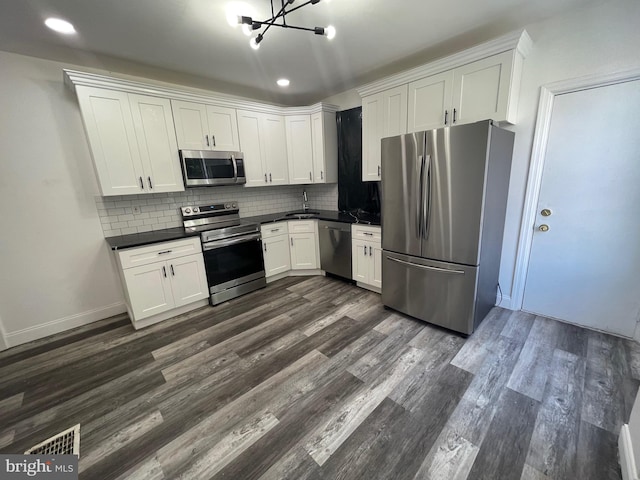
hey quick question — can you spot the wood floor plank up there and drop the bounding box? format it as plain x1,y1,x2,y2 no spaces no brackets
258,447,323,480
500,310,535,344
576,420,621,480
466,388,540,480
526,349,586,478
506,316,559,401
411,429,479,480
520,464,550,480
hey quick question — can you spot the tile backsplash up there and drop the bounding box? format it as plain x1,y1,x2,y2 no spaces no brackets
95,184,338,237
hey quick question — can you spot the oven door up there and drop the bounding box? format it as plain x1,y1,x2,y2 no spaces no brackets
202,233,265,295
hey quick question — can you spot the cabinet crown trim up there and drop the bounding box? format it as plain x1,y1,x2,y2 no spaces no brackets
63,69,338,115
356,29,532,98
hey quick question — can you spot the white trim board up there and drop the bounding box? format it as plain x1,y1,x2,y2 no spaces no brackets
620,424,640,480
510,68,640,313
0,316,8,352
2,302,127,349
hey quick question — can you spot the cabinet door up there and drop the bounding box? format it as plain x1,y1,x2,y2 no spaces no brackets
76,86,145,196
408,70,454,133
129,94,184,193
171,100,210,150
168,254,209,308
262,114,289,185
263,235,291,277
371,244,383,289
383,85,408,138
362,93,384,181
452,51,513,125
206,105,240,151
312,111,338,183
123,262,174,321
290,233,318,270
352,239,370,283
285,115,314,184
237,110,266,187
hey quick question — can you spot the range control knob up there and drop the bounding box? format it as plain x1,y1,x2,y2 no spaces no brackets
184,208,191,214
225,203,231,209
232,203,238,209
193,207,199,213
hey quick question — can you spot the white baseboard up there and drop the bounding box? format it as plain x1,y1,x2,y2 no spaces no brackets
496,294,514,310
620,424,639,480
0,318,8,352
3,302,127,349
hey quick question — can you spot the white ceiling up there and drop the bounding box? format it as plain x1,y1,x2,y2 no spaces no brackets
0,0,592,105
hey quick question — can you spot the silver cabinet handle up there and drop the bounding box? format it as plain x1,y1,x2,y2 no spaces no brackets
139,177,144,190
444,110,449,125
369,246,372,256
387,256,464,274
363,232,373,236
148,176,153,189
264,243,267,252
453,108,457,124
212,134,216,147
158,250,172,255
321,171,323,180
363,245,367,255
309,172,312,181
378,165,381,177
291,237,294,246
162,266,167,277
264,174,268,183
170,264,175,276
269,173,272,182
205,134,210,147
271,228,280,233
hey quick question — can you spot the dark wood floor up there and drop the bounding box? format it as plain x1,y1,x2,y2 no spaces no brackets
1,276,638,479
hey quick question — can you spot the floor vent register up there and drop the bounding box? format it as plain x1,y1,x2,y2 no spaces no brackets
25,424,80,456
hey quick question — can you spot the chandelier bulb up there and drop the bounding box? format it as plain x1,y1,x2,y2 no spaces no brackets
325,25,336,40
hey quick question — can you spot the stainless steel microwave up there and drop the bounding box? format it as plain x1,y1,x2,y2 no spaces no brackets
179,150,246,187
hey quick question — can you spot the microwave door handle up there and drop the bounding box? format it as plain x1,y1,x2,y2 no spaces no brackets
232,154,238,181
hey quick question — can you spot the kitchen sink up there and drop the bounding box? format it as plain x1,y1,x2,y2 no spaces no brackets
284,211,320,219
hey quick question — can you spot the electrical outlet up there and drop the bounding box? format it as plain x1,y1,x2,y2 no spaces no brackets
133,206,141,214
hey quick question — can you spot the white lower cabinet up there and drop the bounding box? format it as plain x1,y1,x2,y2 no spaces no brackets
288,221,320,270
351,225,382,291
116,238,208,327
261,222,291,278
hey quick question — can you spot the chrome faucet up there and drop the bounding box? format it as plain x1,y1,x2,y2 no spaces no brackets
302,190,309,211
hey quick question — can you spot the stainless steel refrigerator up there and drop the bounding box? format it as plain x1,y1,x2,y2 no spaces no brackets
381,120,514,335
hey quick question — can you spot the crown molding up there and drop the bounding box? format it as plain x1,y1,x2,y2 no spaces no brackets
356,29,533,98
63,69,338,116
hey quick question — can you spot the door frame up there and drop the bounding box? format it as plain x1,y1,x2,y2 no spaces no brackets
511,68,640,318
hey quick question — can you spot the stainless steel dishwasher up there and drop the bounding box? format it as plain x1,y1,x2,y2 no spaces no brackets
318,220,352,280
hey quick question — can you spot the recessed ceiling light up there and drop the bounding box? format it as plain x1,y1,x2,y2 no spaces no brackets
277,79,290,87
45,17,76,34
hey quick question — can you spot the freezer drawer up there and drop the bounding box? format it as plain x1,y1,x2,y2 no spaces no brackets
382,251,479,334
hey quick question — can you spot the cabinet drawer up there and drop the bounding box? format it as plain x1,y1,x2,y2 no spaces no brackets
288,220,316,234
352,225,381,243
261,221,289,239
117,237,202,269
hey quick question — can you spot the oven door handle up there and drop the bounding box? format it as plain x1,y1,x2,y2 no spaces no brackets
203,233,261,251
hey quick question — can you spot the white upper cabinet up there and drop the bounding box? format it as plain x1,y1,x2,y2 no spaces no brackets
452,51,515,126
76,86,183,196
238,109,289,187
172,100,240,151
362,84,408,182
311,111,338,183
285,115,314,184
129,94,183,193
408,70,454,132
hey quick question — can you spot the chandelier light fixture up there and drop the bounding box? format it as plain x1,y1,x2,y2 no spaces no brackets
232,0,336,50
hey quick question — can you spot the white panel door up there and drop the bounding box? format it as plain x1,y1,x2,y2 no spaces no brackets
452,51,512,125
237,110,266,187
312,111,337,183
352,239,370,283
362,93,383,181
263,235,291,277
123,262,174,320
262,113,289,185
522,79,640,337
206,105,240,151
290,233,318,270
169,254,208,308
171,100,210,150
383,84,408,138
76,86,145,196
129,94,184,193
286,115,314,184
408,70,454,133
371,244,383,289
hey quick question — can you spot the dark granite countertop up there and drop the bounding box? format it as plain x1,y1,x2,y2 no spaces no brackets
106,210,380,250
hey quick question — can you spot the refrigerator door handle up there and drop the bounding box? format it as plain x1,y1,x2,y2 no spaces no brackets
417,155,425,238
422,154,432,239
387,256,465,275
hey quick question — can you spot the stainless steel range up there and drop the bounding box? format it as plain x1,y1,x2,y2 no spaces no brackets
181,202,266,305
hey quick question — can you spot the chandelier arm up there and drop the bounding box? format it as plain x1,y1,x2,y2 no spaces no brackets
260,0,290,38
260,0,319,26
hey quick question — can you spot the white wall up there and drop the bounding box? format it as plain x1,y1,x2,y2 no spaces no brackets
0,51,126,348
